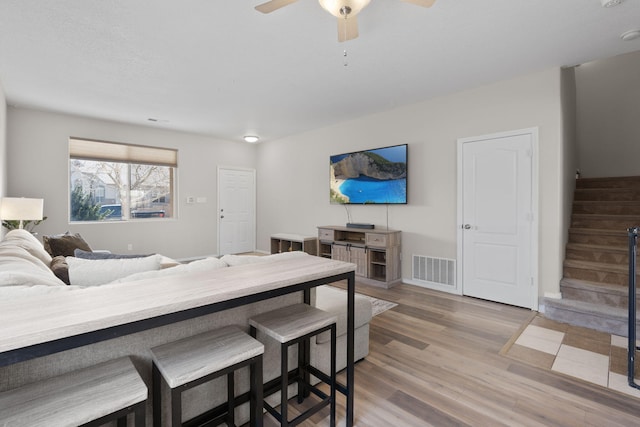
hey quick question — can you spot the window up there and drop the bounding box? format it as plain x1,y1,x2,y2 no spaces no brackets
69,138,177,222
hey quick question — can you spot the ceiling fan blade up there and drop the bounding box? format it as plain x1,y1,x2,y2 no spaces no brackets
255,0,298,14
337,16,359,42
399,0,436,7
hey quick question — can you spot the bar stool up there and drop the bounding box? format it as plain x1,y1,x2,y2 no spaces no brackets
0,356,147,427
249,303,337,427
150,325,264,427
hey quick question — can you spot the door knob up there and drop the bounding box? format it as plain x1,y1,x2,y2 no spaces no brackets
463,224,471,229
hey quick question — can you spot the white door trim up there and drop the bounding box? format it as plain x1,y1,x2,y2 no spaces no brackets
456,127,539,310
217,166,257,255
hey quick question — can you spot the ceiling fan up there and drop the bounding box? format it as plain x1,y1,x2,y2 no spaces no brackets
255,0,436,42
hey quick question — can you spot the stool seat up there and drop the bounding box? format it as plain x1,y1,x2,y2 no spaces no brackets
151,325,264,426
0,357,147,427
249,303,337,343
151,325,264,389
250,303,337,427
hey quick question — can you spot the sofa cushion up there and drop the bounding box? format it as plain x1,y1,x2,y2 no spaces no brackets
2,229,52,266
43,232,92,257
112,257,227,284
66,254,162,286
0,242,66,287
314,285,372,344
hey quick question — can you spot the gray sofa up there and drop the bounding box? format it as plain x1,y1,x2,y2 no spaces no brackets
0,230,372,425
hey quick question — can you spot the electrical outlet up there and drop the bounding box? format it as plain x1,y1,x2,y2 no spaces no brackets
127,243,133,251
186,196,195,204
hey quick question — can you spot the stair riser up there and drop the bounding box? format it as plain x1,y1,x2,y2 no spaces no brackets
574,189,640,202
560,285,629,309
571,217,640,230
568,233,627,246
577,178,640,189
544,304,639,337
573,203,640,215
565,248,630,265
563,266,633,286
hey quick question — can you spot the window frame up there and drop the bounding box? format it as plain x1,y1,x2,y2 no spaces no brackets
68,137,178,223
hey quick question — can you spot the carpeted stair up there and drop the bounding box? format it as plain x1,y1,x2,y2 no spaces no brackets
544,176,640,336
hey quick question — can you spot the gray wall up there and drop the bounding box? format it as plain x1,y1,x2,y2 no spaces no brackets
576,50,640,178
6,107,256,259
257,68,571,298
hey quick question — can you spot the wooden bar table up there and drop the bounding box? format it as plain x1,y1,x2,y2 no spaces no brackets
0,256,357,427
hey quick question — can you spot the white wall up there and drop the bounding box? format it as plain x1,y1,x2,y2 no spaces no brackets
7,107,256,259
576,50,640,178
0,80,6,199
257,68,568,297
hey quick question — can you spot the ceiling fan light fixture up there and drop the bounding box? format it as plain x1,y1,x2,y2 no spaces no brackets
601,0,622,7
318,0,371,18
621,29,640,41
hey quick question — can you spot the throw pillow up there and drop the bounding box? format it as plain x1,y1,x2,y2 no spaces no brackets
50,256,70,285
43,232,92,257
66,254,162,287
74,248,152,260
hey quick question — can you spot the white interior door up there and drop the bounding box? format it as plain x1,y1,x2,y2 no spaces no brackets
218,167,256,255
458,129,537,309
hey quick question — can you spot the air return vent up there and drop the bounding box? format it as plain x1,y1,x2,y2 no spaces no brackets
412,255,456,287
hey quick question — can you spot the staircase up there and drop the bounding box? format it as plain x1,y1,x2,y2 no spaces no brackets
544,176,640,336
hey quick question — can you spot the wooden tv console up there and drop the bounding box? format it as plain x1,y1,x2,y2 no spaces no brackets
317,225,401,288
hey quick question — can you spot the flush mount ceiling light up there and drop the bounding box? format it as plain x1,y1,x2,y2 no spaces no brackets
243,135,260,143
601,0,622,7
255,0,436,42
621,29,640,41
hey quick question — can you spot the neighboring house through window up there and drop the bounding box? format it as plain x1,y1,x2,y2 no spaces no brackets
69,138,177,222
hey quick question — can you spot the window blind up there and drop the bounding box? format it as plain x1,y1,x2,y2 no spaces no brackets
69,138,177,167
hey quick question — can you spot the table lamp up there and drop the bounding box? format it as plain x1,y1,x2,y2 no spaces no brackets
0,197,44,229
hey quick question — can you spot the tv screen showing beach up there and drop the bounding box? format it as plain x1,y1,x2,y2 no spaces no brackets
330,144,407,204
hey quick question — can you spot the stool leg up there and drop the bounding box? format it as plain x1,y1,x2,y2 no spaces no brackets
171,387,182,426
330,324,337,427
251,355,264,427
296,339,305,404
117,416,127,427
152,364,162,427
227,371,235,426
135,402,146,427
281,342,289,427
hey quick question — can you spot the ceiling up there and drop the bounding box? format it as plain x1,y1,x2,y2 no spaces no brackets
1,0,639,143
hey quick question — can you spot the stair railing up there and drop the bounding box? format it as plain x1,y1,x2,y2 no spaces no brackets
627,226,640,389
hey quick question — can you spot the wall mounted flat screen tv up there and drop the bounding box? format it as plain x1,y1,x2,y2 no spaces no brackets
330,144,408,204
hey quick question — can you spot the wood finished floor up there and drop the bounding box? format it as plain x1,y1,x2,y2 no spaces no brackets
260,282,640,427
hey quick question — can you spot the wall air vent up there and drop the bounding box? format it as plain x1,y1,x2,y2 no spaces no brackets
412,255,456,287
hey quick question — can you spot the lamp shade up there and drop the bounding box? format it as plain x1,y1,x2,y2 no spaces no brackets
0,198,44,221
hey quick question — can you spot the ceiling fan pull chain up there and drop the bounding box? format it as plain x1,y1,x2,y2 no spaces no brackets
343,49,348,67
